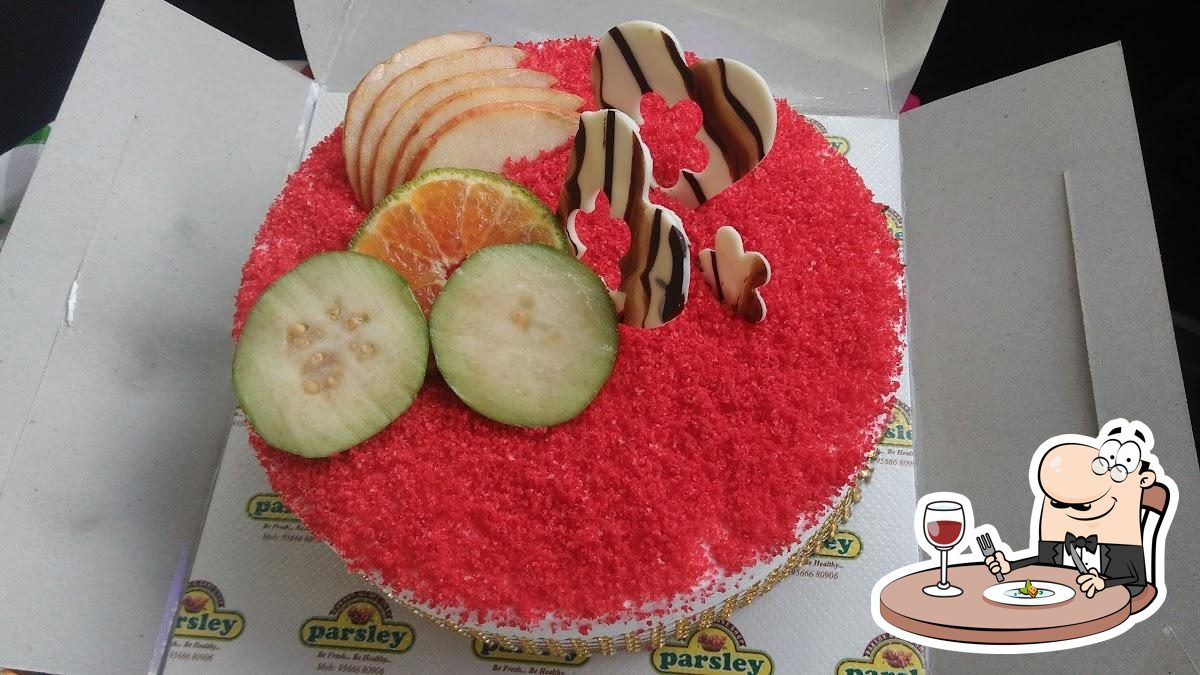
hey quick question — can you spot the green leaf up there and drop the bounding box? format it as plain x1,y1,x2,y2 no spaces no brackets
18,125,51,146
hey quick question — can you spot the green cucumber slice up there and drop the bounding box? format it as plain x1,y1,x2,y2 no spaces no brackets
233,251,429,457
429,243,618,428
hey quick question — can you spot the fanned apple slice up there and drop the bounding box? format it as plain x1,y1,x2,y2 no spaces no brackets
409,103,580,179
389,86,582,193
344,32,490,201
369,69,562,205
357,46,527,206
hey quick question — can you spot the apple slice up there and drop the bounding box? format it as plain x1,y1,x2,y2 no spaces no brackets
344,32,491,201
369,69,563,205
357,46,527,206
409,103,580,179
383,86,582,198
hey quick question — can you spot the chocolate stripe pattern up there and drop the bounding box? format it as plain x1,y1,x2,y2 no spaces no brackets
699,225,770,323
557,109,690,329
593,20,777,208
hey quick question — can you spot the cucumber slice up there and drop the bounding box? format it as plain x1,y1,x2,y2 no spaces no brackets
429,243,618,428
233,251,429,457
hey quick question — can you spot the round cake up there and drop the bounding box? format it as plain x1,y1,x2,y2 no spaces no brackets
234,34,904,646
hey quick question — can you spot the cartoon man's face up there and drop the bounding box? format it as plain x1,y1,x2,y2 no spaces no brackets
1037,441,1155,545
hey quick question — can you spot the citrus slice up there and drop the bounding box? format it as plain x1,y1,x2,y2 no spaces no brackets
350,168,570,312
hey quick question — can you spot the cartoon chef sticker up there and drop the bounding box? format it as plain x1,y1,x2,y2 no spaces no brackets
872,419,1178,654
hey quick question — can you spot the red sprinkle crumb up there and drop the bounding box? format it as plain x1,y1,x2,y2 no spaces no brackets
235,36,904,630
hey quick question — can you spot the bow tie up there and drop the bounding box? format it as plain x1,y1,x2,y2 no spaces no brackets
1066,532,1099,553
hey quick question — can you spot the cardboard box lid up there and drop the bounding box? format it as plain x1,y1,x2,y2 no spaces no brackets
294,0,946,116
902,43,1199,669
0,0,313,671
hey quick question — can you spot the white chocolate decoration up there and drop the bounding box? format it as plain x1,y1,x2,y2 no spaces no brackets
557,109,652,257
593,20,777,208
698,225,770,323
557,109,690,329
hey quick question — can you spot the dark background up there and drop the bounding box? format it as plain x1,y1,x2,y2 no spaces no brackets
2,1,1197,441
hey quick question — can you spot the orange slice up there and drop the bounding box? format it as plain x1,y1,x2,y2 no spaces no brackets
350,168,570,312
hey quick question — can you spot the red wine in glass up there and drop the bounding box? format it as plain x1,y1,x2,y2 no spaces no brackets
922,501,965,597
927,520,964,547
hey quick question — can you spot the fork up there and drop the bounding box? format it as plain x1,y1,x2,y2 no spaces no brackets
976,532,1005,582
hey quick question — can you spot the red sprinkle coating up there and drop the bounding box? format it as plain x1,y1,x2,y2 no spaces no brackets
235,36,904,629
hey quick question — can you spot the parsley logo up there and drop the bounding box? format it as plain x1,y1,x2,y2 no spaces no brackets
652,621,773,674
815,530,864,559
300,591,414,653
882,205,904,255
246,492,298,522
879,401,913,447
472,636,590,666
836,635,925,675
826,135,851,155
173,580,245,641
803,118,850,155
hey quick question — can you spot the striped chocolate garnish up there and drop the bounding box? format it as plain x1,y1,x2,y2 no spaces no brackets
593,20,777,208
698,225,770,323
557,109,690,329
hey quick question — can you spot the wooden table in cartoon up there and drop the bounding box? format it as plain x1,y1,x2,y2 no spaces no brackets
878,564,1131,645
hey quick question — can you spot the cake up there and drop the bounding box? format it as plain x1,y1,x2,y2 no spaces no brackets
233,25,904,650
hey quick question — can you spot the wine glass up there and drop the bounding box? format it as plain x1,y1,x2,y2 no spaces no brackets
922,500,965,597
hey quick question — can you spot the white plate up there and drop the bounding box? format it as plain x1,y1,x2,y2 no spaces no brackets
983,580,1076,606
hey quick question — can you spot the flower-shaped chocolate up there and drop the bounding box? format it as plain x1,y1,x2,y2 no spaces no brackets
698,225,770,323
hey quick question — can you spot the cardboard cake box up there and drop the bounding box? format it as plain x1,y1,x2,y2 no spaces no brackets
1,0,1196,673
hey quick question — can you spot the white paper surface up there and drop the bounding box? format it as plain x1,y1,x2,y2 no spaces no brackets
163,116,926,675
